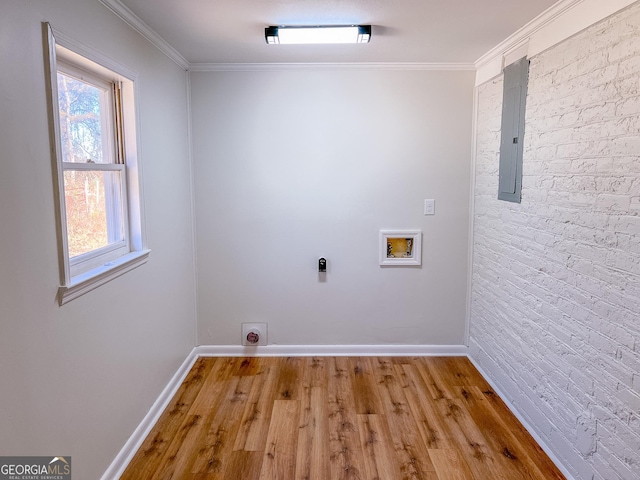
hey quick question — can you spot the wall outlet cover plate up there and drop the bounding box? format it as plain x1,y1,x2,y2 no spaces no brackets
241,322,267,346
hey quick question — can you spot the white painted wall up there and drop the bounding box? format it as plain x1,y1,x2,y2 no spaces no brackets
191,69,475,346
5,0,637,478
0,1,195,478
470,3,640,479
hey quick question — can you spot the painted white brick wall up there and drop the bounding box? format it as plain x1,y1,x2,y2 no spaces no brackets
469,4,640,480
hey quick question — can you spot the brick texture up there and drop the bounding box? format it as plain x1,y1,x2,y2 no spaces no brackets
469,4,640,480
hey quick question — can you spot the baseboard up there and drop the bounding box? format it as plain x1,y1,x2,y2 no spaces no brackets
106,344,581,480
466,355,576,480
195,343,469,357
100,347,200,480
102,344,466,478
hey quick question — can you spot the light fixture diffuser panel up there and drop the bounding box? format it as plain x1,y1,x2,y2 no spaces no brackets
265,25,371,45
280,26,358,44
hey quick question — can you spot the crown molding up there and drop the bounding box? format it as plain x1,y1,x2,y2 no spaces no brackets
474,0,637,86
97,0,473,73
189,62,476,72
474,0,582,70
96,0,636,81
99,0,189,70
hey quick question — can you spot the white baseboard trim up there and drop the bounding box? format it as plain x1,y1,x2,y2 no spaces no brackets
100,344,466,477
100,347,200,480
104,345,577,479
195,344,469,357
102,344,466,478
466,356,575,480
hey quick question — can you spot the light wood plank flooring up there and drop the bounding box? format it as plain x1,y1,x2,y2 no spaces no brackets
122,356,565,479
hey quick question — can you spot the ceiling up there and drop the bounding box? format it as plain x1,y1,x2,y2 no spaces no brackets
118,0,559,65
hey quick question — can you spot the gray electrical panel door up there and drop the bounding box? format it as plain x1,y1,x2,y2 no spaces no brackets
498,57,529,203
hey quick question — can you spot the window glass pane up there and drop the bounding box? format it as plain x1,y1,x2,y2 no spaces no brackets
64,169,124,258
57,72,110,164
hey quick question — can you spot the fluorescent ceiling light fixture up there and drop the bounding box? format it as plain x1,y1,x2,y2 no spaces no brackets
265,25,371,44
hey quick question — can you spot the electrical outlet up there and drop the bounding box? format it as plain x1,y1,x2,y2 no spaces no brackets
241,323,267,346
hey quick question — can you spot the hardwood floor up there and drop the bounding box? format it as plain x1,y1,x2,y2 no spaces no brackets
121,356,565,479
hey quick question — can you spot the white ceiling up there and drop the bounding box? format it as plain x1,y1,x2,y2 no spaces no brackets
117,0,559,65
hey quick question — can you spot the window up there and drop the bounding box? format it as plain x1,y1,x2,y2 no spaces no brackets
498,56,529,203
44,24,149,304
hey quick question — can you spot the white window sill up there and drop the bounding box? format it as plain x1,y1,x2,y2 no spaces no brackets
58,249,151,305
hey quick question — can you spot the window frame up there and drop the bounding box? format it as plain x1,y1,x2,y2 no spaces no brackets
44,23,150,305
57,61,131,274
